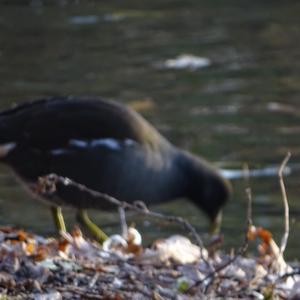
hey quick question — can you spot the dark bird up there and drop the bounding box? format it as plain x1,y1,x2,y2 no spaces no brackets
0,97,231,241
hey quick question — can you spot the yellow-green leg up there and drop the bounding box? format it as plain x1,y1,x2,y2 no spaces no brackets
51,206,67,234
210,211,223,235
76,209,108,243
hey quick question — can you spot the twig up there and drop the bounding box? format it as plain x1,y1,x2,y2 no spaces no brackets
243,163,253,230
57,286,104,299
280,268,300,279
278,152,291,255
190,242,248,294
188,177,253,292
89,272,99,288
36,173,208,263
245,188,253,228
118,207,128,238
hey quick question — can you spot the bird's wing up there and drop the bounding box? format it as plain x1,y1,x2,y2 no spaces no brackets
0,97,162,151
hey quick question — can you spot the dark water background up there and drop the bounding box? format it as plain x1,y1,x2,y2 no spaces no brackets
0,1,299,260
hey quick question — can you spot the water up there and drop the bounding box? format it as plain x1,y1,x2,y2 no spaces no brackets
0,1,299,260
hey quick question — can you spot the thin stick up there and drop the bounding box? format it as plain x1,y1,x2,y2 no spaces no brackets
245,188,253,228
280,268,300,279
189,176,253,292
243,163,253,228
118,207,128,238
89,273,99,288
278,152,291,255
37,174,209,264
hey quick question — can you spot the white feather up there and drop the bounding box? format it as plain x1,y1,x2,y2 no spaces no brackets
0,142,16,158
90,138,121,150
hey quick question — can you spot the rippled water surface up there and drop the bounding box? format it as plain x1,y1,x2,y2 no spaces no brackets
0,1,299,259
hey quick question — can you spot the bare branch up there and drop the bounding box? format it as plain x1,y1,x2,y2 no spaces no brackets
278,152,291,255
36,173,210,265
188,177,253,293
243,163,253,228
118,207,128,238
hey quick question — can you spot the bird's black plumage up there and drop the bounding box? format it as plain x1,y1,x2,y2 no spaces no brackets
0,96,231,225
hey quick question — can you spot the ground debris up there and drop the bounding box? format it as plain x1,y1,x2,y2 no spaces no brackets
0,226,299,299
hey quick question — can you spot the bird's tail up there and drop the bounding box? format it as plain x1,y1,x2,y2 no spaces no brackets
0,108,19,158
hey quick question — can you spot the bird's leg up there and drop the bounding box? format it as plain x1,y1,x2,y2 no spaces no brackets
51,206,67,234
210,211,223,235
76,209,108,243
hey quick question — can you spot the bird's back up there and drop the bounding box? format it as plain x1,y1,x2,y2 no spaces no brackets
0,96,230,225
0,96,166,150
0,97,181,207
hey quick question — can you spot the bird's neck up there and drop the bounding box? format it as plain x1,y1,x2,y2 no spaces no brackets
175,149,230,218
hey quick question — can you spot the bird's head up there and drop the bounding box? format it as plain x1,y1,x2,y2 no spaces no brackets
178,150,232,232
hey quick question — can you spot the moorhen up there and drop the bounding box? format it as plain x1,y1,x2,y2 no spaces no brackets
0,96,231,241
